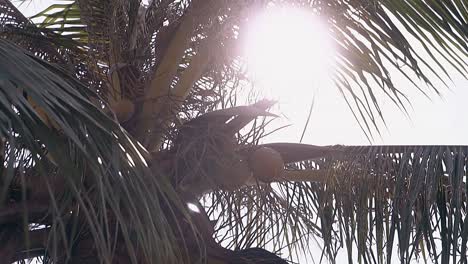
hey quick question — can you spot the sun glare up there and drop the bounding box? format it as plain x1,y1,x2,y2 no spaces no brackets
244,6,334,119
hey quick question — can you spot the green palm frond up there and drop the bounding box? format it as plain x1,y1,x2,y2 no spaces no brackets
0,0,86,60
0,0,104,102
0,39,193,263
30,1,84,35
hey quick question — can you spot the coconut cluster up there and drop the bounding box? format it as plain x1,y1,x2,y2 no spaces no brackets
166,100,282,196
175,131,285,195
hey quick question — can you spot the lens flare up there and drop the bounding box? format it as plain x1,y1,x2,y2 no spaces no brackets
244,6,334,108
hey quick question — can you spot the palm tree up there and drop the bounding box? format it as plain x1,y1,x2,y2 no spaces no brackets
0,0,467,263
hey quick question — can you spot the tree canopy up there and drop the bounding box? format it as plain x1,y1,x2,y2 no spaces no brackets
0,0,467,263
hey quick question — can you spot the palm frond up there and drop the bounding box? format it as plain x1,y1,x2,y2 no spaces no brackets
0,0,86,62
206,145,468,263
3,0,468,263
0,39,192,263
25,0,468,142
323,0,468,139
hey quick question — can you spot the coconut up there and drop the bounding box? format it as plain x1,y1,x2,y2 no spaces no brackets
111,99,135,123
216,158,253,191
249,147,284,182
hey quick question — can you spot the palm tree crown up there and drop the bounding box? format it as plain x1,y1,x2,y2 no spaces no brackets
0,0,467,263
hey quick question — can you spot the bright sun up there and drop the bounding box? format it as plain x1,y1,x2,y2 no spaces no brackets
244,6,334,118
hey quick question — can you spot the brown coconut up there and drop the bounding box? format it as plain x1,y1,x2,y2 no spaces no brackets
216,158,253,191
110,99,135,123
179,158,252,195
249,147,284,182
223,160,252,190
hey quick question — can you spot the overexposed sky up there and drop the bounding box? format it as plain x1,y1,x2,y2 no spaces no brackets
268,64,468,146
243,4,468,146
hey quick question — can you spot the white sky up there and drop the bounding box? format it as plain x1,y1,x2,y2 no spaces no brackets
267,63,468,146
241,5,468,147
